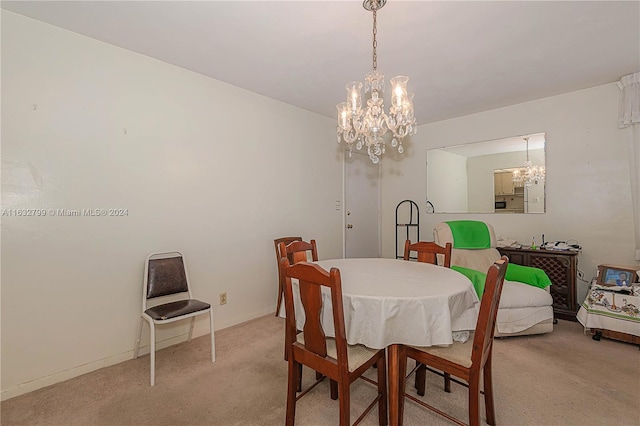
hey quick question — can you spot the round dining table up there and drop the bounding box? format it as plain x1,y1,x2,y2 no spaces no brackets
286,257,480,426
291,257,480,348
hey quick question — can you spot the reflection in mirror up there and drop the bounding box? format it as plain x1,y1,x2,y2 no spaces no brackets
426,133,545,213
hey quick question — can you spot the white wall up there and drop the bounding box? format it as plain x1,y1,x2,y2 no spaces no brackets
1,12,344,399
381,83,638,306
426,149,467,212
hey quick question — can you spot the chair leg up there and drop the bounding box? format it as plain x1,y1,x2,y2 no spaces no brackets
187,317,196,342
377,356,388,426
483,358,496,426
415,363,426,396
397,349,408,426
468,373,481,426
209,309,216,362
330,379,338,400
286,360,298,426
297,363,303,393
414,363,450,395
338,379,350,426
150,322,156,387
133,317,144,359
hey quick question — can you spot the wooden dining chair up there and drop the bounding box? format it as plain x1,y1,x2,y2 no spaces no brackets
403,240,452,267
274,236,303,316
403,239,452,394
397,256,509,426
278,239,327,394
279,239,319,345
281,258,388,426
282,239,318,264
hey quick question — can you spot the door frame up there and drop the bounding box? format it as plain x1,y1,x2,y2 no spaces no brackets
342,150,382,258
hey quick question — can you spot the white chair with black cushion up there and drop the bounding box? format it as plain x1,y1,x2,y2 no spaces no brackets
133,251,215,386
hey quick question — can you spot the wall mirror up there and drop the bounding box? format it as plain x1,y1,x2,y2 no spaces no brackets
426,132,546,214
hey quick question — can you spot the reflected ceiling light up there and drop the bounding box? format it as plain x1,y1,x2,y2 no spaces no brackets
512,137,545,187
336,0,417,164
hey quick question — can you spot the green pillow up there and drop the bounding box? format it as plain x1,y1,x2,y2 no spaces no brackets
452,263,551,298
505,264,551,289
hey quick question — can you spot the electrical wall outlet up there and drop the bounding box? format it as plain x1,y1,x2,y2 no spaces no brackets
219,292,227,305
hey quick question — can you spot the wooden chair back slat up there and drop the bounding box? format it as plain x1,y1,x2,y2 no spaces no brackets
284,240,318,263
299,278,328,357
403,240,452,268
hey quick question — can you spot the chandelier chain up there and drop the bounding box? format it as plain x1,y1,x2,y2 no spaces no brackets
372,9,377,71
335,0,416,164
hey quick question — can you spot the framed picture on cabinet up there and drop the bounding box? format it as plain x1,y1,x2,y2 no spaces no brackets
596,264,640,287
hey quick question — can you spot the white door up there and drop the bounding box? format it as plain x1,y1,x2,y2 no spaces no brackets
344,151,381,258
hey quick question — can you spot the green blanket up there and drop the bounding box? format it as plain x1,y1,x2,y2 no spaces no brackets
451,266,487,297
452,264,551,297
446,220,491,249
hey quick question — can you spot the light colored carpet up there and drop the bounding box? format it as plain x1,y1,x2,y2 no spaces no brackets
2,316,639,425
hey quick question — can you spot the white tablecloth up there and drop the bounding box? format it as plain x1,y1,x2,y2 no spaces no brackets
288,258,479,350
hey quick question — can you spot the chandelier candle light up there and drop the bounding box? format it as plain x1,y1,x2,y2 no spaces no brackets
512,137,546,187
336,0,417,164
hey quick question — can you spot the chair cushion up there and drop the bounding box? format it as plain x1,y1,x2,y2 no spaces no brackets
296,334,379,372
145,299,210,321
499,280,553,309
411,337,473,368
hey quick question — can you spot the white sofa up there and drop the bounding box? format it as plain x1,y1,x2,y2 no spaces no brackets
434,222,554,337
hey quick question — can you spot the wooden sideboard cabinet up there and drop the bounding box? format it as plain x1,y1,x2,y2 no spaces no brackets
497,247,579,321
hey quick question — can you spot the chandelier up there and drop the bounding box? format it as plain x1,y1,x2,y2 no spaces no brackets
512,137,545,187
336,0,417,164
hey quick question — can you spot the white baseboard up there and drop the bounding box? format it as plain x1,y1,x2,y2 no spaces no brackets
0,333,189,401
215,306,276,330
2,306,276,401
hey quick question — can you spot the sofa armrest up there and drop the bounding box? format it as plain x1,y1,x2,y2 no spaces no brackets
450,248,501,272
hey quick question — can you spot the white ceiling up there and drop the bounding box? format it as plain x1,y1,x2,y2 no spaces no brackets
3,1,639,125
